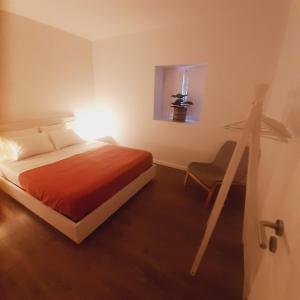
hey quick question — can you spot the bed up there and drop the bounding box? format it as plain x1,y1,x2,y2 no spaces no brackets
0,117,156,243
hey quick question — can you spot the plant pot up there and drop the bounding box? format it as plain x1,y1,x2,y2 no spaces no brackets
172,106,187,122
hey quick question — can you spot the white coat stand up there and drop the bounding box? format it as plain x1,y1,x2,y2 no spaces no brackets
190,84,291,276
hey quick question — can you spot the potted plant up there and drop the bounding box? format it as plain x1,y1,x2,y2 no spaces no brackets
171,93,193,122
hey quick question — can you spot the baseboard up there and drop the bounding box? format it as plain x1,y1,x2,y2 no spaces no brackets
153,159,187,171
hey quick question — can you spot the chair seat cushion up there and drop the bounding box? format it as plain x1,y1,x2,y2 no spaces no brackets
188,162,225,187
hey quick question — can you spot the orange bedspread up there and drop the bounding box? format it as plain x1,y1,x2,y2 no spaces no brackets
19,145,153,221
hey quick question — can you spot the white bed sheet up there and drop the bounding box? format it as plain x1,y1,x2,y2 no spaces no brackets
0,140,106,187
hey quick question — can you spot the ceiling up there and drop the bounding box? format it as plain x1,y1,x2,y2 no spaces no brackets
0,0,279,41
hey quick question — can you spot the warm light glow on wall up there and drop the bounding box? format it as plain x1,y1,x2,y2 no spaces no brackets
73,106,119,140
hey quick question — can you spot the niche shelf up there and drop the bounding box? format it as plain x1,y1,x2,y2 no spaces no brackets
153,63,208,123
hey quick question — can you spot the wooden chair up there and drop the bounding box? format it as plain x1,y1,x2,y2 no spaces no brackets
184,141,249,207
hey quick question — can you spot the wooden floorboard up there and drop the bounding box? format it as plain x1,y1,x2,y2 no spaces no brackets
0,165,244,300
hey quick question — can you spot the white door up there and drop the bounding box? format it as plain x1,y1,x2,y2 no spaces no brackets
247,0,300,298
248,139,300,300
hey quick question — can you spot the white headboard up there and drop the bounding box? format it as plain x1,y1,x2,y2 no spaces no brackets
0,114,74,132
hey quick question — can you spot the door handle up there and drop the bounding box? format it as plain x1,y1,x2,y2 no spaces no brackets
258,219,284,253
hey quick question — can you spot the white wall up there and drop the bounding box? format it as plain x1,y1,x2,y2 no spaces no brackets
245,0,300,298
93,3,289,168
0,11,95,123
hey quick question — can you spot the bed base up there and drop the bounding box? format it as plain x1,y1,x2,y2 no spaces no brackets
0,165,156,244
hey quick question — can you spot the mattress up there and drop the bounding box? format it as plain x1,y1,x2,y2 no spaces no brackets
1,142,153,222
0,140,106,187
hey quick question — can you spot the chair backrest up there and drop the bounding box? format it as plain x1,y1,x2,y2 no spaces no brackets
213,141,249,183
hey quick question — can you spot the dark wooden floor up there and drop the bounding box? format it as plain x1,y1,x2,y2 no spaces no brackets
0,165,244,300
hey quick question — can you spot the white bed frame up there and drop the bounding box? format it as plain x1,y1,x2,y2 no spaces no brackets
0,116,156,244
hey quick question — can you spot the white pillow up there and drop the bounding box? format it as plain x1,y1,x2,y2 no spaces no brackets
39,123,64,132
7,132,55,160
48,128,84,150
0,127,39,138
0,127,39,161
0,139,14,161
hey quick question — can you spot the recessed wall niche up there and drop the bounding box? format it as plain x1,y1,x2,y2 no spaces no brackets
154,63,207,123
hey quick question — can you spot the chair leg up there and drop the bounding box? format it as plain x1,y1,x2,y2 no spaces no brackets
184,172,189,185
204,185,216,208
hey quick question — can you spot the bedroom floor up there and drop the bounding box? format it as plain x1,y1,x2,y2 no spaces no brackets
0,165,244,300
